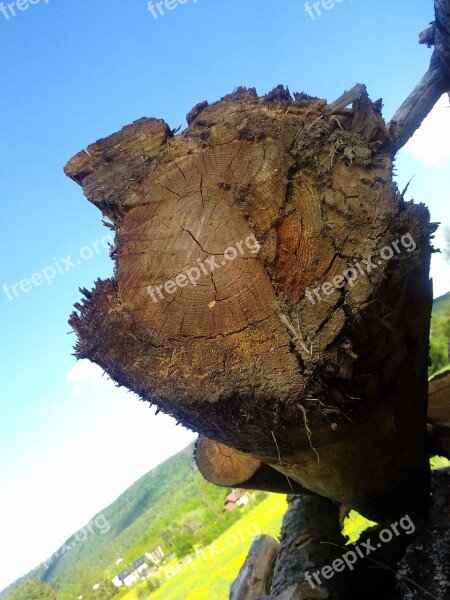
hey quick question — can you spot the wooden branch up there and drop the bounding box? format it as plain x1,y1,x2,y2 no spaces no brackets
389,0,450,152
419,24,436,48
195,436,304,494
229,535,280,600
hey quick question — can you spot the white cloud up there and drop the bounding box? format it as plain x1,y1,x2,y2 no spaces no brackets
65,359,115,400
70,385,81,399
66,360,104,384
431,228,450,298
403,94,450,166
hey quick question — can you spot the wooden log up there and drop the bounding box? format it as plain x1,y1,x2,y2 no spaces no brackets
270,492,351,599
65,85,435,522
195,436,305,494
198,364,450,489
427,369,450,459
428,369,450,425
229,535,280,600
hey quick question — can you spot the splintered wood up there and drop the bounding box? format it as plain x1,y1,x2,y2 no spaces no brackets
65,86,435,522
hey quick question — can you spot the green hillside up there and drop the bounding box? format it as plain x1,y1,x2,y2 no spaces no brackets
433,291,450,316
1,443,260,600
429,291,450,377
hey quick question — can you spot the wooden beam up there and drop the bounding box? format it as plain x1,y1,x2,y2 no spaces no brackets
389,0,450,151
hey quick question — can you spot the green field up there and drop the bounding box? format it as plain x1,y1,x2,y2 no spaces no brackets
119,494,287,600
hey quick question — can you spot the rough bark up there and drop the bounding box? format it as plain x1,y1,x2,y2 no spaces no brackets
63,2,450,598
65,85,435,522
63,0,450,528
270,492,350,599
229,535,280,600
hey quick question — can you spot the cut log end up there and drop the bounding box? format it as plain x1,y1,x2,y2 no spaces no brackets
66,83,434,522
195,436,305,494
195,435,261,487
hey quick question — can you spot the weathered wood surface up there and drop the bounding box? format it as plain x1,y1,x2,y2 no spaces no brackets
428,369,450,459
389,0,450,151
63,0,450,527
428,369,450,425
65,84,435,522
229,535,280,600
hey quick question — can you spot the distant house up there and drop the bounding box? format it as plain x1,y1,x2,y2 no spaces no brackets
132,556,148,573
224,489,249,511
112,556,149,587
112,569,131,588
146,545,164,565
237,494,249,507
111,574,123,588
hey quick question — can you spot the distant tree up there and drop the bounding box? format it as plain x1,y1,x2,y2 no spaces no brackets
78,574,116,600
160,528,175,549
8,581,58,600
172,533,194,559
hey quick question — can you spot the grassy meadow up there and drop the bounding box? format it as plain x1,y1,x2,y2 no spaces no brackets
119,493,287,600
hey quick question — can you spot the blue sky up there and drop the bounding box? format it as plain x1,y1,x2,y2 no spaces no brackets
0,0,449,591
